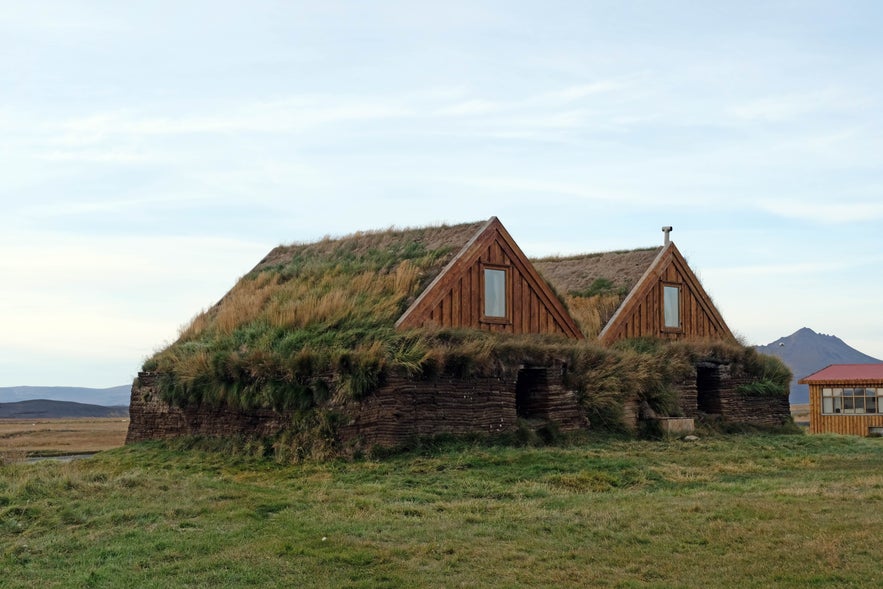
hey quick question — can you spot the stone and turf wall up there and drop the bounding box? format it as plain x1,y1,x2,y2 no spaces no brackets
126,372,292,444
673,361,791,427
127,367,588,448
128,357,789,449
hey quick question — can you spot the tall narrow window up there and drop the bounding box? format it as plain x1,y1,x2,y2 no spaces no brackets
663,285,680,329
484,268,507,318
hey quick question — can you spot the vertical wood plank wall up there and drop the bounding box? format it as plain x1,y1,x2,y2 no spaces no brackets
808,383,883,435
419,237,573,337
603,251,728,343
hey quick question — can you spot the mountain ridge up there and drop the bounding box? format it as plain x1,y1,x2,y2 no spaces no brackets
0,385,131,407
0,399,129,419
756,327,881,404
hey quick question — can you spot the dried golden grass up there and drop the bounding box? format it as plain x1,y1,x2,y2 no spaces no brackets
213,272,279,335
0,418,129,454
394,259,421,298
178,310,211,341
564,293,623,338
176,259,424,342
267,289,350,329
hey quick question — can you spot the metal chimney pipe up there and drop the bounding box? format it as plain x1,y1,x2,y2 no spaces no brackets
661,226,672,246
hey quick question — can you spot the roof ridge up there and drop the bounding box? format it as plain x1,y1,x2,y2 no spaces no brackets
277,219,489,249
530,246,662,263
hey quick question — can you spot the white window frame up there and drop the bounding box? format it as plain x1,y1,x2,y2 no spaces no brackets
481,265,510,323
662,283,682,331
822,387,882,414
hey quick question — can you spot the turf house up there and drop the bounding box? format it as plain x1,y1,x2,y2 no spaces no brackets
127,217,791,456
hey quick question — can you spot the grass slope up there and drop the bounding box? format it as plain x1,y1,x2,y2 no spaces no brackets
3,434,882,588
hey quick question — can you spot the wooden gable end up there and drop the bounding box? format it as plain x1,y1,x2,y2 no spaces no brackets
599,243,733,345
396,218,583,339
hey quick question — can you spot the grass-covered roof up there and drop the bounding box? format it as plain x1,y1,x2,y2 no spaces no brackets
156,220,663,362
532,247,662,338
183,220,488,344
532,247,662,296
142,220,524,409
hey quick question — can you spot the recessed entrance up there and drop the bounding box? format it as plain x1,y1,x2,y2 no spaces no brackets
696,362,723,415
516,367,548,418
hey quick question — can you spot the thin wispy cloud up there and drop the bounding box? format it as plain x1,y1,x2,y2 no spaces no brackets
51,100,414,139
759,199,883,224
43,79,629,146
3,1,883,385
536,81,624,103
728,88,871,123
435,99,502,116
38,149,151,163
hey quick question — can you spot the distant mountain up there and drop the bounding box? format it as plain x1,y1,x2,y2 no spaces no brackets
756,327,881,404
0,385,131,407
0,399,129,419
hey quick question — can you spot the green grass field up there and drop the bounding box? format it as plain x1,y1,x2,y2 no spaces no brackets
2,433,882,588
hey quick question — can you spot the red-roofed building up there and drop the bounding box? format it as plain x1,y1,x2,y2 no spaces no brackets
799,364,883,436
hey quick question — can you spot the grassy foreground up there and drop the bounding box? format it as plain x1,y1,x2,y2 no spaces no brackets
2,434,882,588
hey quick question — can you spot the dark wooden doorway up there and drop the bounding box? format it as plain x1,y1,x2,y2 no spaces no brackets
516,367,548,418
696,362,722,415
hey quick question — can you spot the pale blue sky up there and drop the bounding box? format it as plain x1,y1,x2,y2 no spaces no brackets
2,1,882,387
